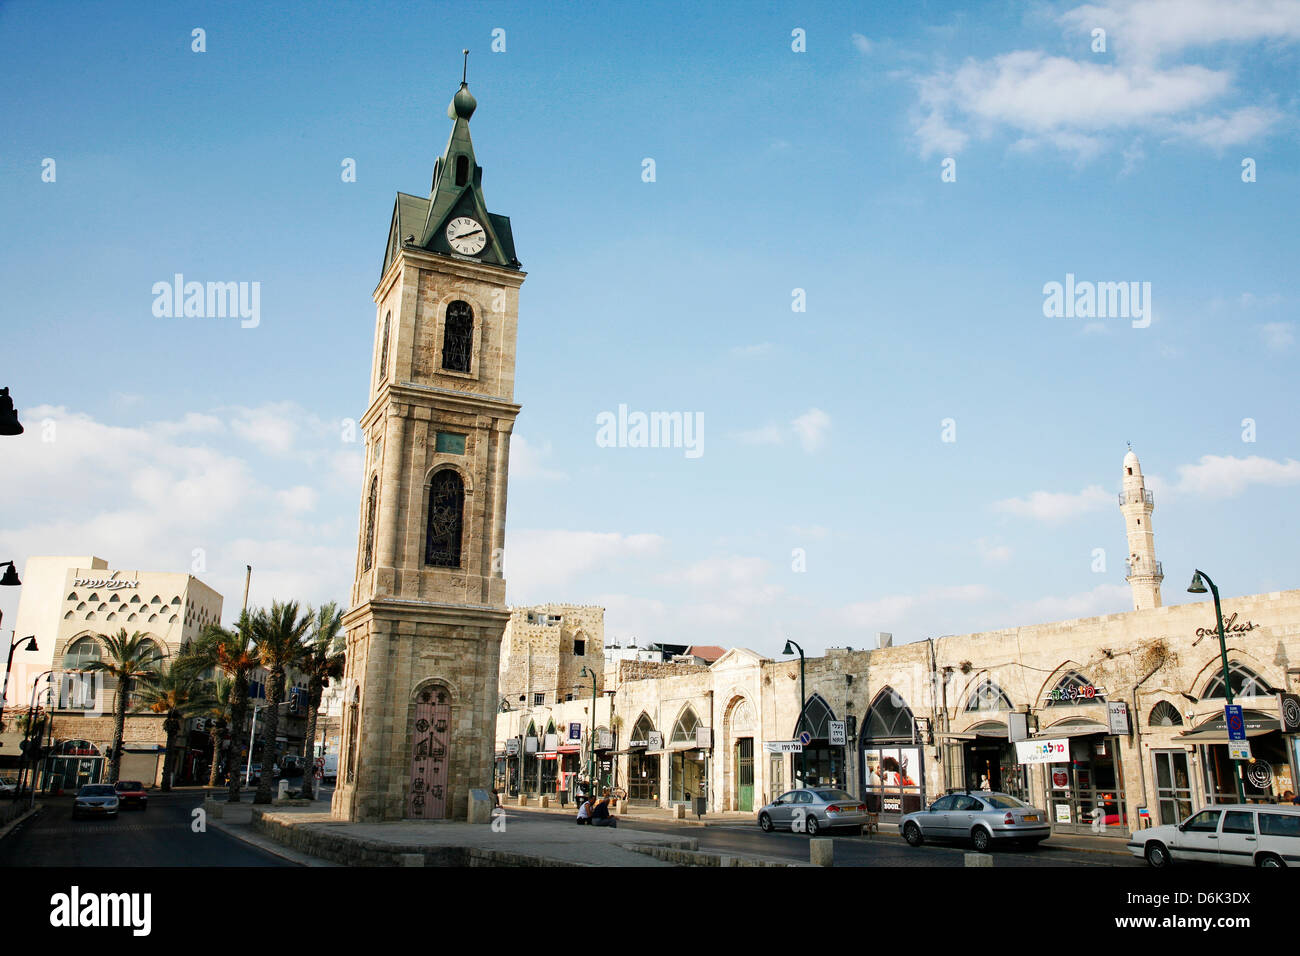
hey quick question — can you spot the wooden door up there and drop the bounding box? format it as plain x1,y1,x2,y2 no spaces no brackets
736,737,754,811
408,689,451,819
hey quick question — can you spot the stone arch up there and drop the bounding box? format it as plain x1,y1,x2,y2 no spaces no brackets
1189,649,1280,701
721,693,758,811
670,703,701,743
424,468,466,569
959,672,1014,714
1148,700,1184,727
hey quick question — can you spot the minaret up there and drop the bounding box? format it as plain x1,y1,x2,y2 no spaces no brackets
333,57,525,823
1120,448,1162,610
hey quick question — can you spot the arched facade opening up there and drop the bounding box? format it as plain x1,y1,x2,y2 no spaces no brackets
626,712,660,804
440,300,473,373
859,688,924,814
669,704,707,805
407,683,452,819
792,694,845,791
424,469,465,568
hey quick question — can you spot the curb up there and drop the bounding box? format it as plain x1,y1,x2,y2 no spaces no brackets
207,815,334,867
0,803,42,842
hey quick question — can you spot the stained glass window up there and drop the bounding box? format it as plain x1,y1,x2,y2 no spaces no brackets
424,470,464,568
441,300,473,373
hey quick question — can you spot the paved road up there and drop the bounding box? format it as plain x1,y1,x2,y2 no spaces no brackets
0,790,296,867
512,810,1142,867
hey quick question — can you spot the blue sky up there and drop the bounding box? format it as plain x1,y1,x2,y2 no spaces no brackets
2,0,1298,655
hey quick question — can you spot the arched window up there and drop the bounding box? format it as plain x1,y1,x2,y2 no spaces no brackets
64,638,101,670
631,712,655,743
377,312,391,386
424,470,464,568
455,155,469,187
794,694,835,739
964,678,1013,713
363,475,378,571
671,706,700,743
1046,670,1105,706
441,300,473,373
863,689,914,741
344,687,359,784
1149,701,1183,727
1202,661,1273,699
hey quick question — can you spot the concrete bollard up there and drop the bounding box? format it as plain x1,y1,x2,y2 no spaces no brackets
964,852,993,867
617,799,627,815
399,853,425,867
539,795,549,809
467,788,493,825
517,794,528,807
277,779,290,800
672,804,686,820
810,838,834,867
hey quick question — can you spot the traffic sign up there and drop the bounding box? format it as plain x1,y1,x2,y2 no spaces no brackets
1225,704,1246,741
828,720,846,746
1229,740,1252,761
763,741,803,753
798,731,812,746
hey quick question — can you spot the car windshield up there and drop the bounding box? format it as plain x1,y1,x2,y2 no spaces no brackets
814,790,856,802
116,781,143,790
982,794,1030,809
80,785,115,796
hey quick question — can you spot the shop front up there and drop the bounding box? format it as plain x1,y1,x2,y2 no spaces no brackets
1034,720,1128,834
1179,710,1295,805
625,713,661,804
859,688,925,814
668,705,709,808
792,695,846,790
943,721,1029,801
42,739,102,791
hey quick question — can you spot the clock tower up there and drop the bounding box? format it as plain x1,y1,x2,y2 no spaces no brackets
333,61,525,823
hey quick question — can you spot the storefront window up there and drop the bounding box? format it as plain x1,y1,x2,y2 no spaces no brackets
1044,733,1125,831
794,695,845,790
1153,750,1193,825
670,750,706,803
860,688,923,813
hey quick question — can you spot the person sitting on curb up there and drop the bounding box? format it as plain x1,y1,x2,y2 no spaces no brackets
575,797,593,825
591,788,618,828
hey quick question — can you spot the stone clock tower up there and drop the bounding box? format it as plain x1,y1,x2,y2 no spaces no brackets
332,64,524,823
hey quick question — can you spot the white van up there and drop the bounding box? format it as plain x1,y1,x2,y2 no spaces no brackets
1128,803,1300,868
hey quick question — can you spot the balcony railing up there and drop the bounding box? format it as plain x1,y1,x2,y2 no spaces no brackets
1126,559,1163,578
1118,489,1154,506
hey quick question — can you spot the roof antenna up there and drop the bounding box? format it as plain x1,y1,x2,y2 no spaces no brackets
462,48,469,85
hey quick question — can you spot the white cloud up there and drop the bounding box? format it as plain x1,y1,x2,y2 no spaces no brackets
1260,322,1295,350
992,485,1112,522
977,538,1013,564
851,32,873,54
504,529,663,601
837,584,992,630
1172,455,1300,498
1010,583,1132,623
509,435,566,481
792,408,831,452
1060,0,1300,63
1163,105,1280,148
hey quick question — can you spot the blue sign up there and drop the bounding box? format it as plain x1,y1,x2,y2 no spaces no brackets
1225,704,1246,741
568,722,582,741
798,731,812,746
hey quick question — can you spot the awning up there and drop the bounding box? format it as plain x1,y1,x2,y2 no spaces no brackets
667,741,699,752
1034,722,1108,738
1178,721,1280,745
556,746,580,754
940,727,1009,741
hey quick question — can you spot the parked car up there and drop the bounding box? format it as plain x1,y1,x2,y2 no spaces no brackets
1128,803,1300,868
240,764,262,786
758,788,872,835
72,783,119,820
114,780,148,810
901,791,1051,851
0,777,18,799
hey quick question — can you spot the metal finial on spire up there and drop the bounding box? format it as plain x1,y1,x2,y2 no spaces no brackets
462,49,469,84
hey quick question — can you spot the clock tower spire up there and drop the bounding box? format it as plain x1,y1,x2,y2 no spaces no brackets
334,60,525,823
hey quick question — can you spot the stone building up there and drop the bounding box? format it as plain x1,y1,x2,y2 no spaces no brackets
498,604,605,708
2,555,223,786
332,66,524,823
495,451,1300,837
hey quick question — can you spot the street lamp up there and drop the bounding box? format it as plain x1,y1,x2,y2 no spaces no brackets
1,628,39,728
1187,569,1246,803
783,639,807,789
0,562,21,587
579,665,598,795
0,388,22,436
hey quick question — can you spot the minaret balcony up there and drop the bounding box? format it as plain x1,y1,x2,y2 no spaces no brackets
1118,489,1154,506
1125,559,1163,579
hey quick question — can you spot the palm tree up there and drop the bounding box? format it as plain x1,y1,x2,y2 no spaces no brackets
252,600,313,804
203,675,234,788
195,611,261,803
82,629,164,783
136,655,214,792
298,602,345,800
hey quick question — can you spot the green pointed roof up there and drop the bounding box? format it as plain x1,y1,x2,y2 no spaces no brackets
381,78,520,277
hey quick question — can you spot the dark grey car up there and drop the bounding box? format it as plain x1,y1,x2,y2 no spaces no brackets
900,791,1050,851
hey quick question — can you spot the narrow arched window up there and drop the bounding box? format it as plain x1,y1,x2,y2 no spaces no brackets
363,476,378,571
441,301,473,372
377,312,391,386
425,469,464,567
455,155,469,187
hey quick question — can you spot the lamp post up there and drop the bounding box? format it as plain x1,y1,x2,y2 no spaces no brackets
20,670,54,802
1187,569,1246,803
1,626,38,728
783,639,807,789
580,665,597,795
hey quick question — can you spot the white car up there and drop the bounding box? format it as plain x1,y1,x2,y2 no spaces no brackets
1128,803,1300,868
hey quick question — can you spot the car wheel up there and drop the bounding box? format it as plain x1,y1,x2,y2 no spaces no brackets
971,827,991,852
904,821,924,847
1257,853,1285,868
1145,841,1171,869
758,813,773,832
805,815,820,836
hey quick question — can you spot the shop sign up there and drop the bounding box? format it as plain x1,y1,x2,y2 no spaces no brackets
1015,739,1069,765
695,725,712,749
596,729,613,750
1246,760,1273,789
72,576,138,590
1281,693,1300,732
544,733,558,751
1194,612,1258,641
828,720,846,746
1228,740,1252,761
763,740,803,753
524,736,538,753
1007,712,1030,743
1054,804,1071,824
568,722,581,741
647,731,663,751
505,739,519,756
629,739,648,749
1107,702,1130,735
1045,683,1106,703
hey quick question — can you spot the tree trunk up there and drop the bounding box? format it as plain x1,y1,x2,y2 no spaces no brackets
253,668,285,805
160,716,180,792
207,723,224,787
108,678,128,784
227,673,249,803
300,680,321,800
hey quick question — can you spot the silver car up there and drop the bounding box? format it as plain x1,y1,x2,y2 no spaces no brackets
900,791,1050,851
758,788,871,835
72,783,120,820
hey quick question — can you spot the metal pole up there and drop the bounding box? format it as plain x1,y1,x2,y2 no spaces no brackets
245,704,260,784
1201,571,1246,803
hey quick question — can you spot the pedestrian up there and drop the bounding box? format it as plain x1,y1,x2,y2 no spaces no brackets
591,788,618,828
575,796,592,825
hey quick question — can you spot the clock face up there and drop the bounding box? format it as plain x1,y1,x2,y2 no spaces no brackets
445,217,487,256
